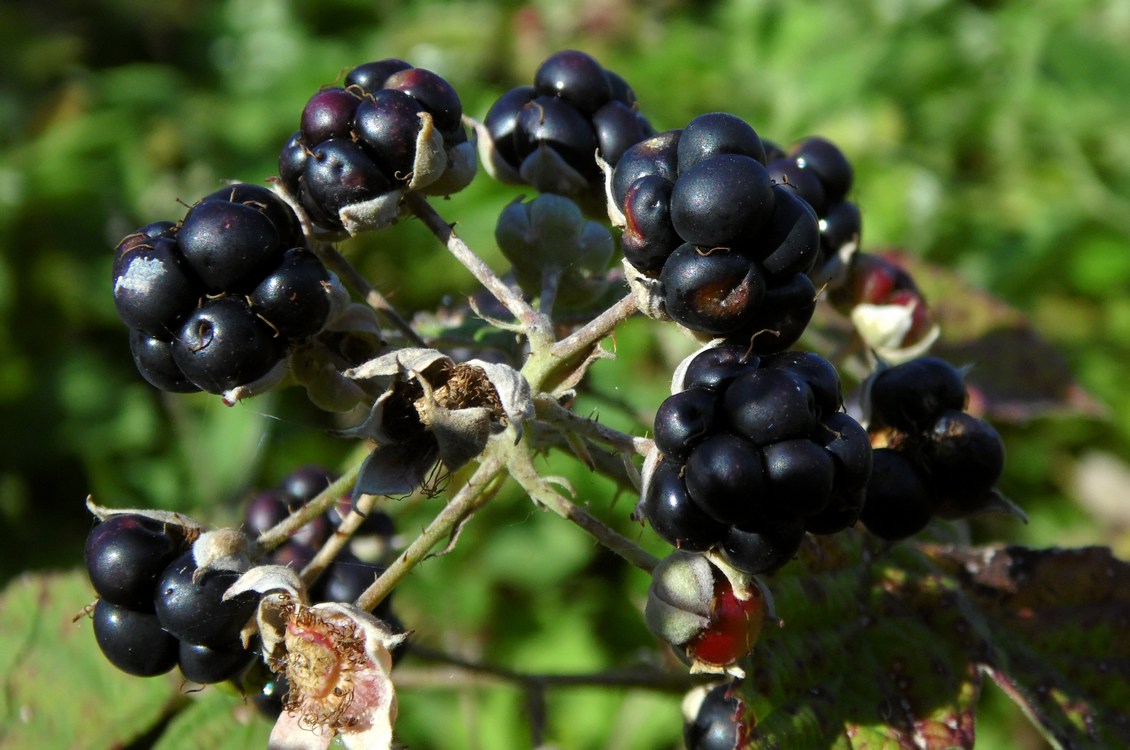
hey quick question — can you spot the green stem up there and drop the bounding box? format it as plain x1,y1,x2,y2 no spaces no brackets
354,445,508,612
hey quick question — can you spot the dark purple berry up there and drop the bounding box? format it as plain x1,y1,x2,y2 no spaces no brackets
592,99,651,166
761,350,842,416
279,131,308,195
316,551,386,606
85,513,189,610
283,465,336,503
761,438,835,517
804,486,867,535
129,328,201,393
818,412,873,494
271,541,317,571
653,388,720,463
922,410,1005,510
661,244,766,336
790,136,853,203
483,85,536,170
819,199,862,254
112,236,202,336
604,69,638,107
766,157,827,216
514,96,600,180
353,88,427,182
685,682,743,750
155,551,260,647
859,448,934,541
723,367,817,445
728,272,817,355
200,183,303,250
670,154,774,248
681,344,759,392
303,138,392,225
620,175,680,274
172,296,283,393
752,184,820,280
640,459,728,552
718,516,806,574
677,112,766,173
344,59,414,94
383,67,463,135
683,433,766,528
866,356,967,434
92,599,179,677
250,248,331,339
534,49,612,115
300,87,361,145
244,489,292,536
611,129,681,209
179,638,256,684
177,200,284,292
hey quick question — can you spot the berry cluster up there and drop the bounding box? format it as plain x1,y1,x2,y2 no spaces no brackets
243,465,398,614
85,514,259,682
612,114,822,352
764,136,861,283
479,49,654,201
858,356,1007,540
279,59,474,233
112,183,336,394
638,344,873,574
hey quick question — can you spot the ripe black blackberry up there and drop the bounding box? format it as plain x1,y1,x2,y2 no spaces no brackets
477,50,654,207
611,115,824,353
279,59,475,234
111,183,340,396
858,356,1012,540
637,345,872,573
684,682,746,750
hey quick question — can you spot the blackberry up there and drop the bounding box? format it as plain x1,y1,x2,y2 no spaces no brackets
679,344,758,393
685,682,744,750
676,112,766,173
761,349,842,416
343,59,414,92
640,459,728,552
766,157,827,216
172,296,284,394
383,67,463,136
353,89,427,182
866,356,967,434
761,438,835,517
154,551,260,648
724,271,817,355
722,368,817,445
111,236,202,337
177,198,285,293
922,409,1006,515
790,136,853,204
249,248,332,339
858,448,934,541
683,433,766,528
303,138,393,226
300,87,361,144
92,599,179,678
669,154,774,248
128,328,201,394
753,183,820,280
281,464,336,503
178,638,256,685
84,513,190,610
719,516,806,575
652,387,721,463
610,130,681,209
620,174,680,275
479,50,653,201
660,243,766,336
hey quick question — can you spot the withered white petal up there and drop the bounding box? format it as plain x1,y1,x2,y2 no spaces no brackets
344,347,450,383
224,564,305,601
269,710,334,750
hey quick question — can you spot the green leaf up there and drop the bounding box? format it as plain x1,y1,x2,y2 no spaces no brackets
0,571,179,749
735,532,1130,749
931,545,1130,750
152,688,274,750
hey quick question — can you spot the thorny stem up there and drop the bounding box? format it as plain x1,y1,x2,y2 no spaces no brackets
550,291,638,361
314,241,427,347
254,461,363,554
354,446,509,612
534,393,654,458
405,191,553,348
507,439,659,573
299,492,379,590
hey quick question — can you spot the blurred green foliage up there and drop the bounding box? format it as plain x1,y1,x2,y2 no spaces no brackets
2,0,1129,747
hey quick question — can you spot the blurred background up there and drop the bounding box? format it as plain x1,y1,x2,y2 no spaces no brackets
2,0,1128,747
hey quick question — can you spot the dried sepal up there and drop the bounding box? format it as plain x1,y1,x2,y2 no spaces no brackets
339,189,406,237
191,527,252,573
221,358,291,406
598,152,626,227
622,257,670,323
85,496,205,537
405,111,447,191
421,139,477,197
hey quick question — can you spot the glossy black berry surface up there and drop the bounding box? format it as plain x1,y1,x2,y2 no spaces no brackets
154,551,260,647
177,199,284,292
719,515,806,574
112,236,201,337
669,154,774,248
92,599,179,677
300,87,361,145
534,49,612,115
683,433,766,528
173,296,282,393
250,248,332,339
85,513,189,610
178,638,256,685
661,244,766,336
684,682,743,750
859,448,934,541
653,388,720,463
723,368,817,445
867,356,967,434
641,459,728,552
128,329,201,393
676,112,766,173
